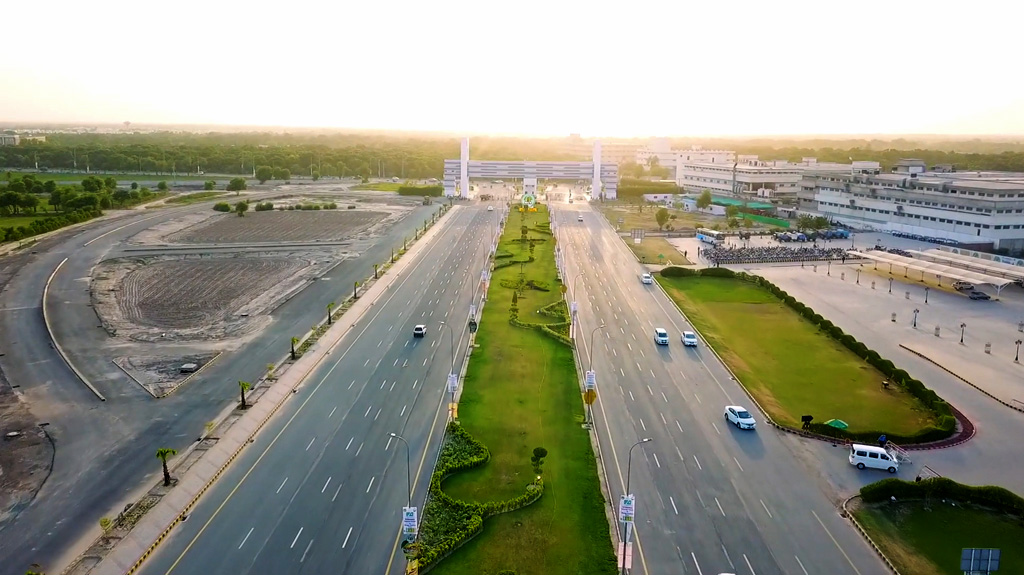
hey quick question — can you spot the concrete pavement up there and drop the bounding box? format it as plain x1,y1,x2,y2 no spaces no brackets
551,196,885,575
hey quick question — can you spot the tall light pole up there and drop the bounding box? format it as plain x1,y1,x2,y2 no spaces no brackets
571,272,585,339
439,321,456,414
1016,339,1022,363
389,433,412,506
913,308,919,328
622,438,652,575
589,325,606,371
924,286,930,304
960,322,967,344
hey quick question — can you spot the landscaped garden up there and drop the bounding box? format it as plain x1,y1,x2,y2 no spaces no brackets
852,478,1024,575
416,204,616,575
657,267,954,442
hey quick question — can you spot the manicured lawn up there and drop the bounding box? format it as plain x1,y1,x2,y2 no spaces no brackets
598,201,712,231
352,182,403,191
626,236,691,266
434,204,616,575
0,214,54,229
658,276,937,435
164,191,226,204
854,500,1024,575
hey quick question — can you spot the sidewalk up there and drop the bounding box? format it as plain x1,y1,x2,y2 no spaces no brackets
89,206,459,575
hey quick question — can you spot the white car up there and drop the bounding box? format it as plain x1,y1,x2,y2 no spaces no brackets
682,331,698,346
724,406,756,430
654,328,669,345
413,325,427,338
640,273,653,284
577,215,584,222
487,206,494,211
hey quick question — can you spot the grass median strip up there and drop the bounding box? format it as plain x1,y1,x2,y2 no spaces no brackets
658,274,938,436
425,204,616,575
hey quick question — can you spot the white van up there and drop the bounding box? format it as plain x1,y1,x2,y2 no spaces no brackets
849,444,899,473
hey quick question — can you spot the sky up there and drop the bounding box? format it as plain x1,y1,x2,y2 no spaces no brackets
2,0,1022,137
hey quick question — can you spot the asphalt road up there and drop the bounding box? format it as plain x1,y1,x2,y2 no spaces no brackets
0,193,439,575
135,203,499,575
550,198,885,575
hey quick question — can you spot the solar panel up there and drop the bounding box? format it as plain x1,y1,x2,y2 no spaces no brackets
961,548,1000,572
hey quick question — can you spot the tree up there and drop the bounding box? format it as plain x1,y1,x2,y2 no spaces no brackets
728,217,740,228
291,336,299,360
725,205,739,219
112,188,131,207
743,217,754,229
312,171,321,181
696,189,713,210
157,181,168,191
203,180,215,191
8,180,25,194
156,447,177,486
238,380,251,409
796,214,815,231
272,168,291,181
234,201,248,217
130,181,139,190
103,177,118,191
43,180,57,194
255,166,273,184
227,178,247,193
655,207,669,230
50,188,64,212
531,447,548,474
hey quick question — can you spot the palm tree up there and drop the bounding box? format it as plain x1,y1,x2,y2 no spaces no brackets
326,302,334,325
238,381,251,409
156,448,177,486
290,337,299,360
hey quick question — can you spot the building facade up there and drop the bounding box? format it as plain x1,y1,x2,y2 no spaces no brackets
0,135,20,146
679,157,878,203
801,167,1024,252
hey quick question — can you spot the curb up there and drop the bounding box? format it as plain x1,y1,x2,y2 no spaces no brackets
43,257,106,401
901,344,1024,415
652,275,975,451
159,352,224,399
842,495,903,575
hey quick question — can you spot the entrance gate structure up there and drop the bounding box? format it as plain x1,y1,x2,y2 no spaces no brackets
443,138,619,199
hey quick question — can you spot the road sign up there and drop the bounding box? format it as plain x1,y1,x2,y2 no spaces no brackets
402,506,418,539
584,390,597,405
584,370,596,390
618,494,635,524
447,373,458,394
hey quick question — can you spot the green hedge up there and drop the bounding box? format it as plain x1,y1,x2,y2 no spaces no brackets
0,208,102,243
657,266,956,444
860,478,1024,516
509,318,573,347
417,423,544,571
398,185,443,197
493,255,535,270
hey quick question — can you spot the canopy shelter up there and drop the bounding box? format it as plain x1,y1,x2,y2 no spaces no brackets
909,249,1024,283
848,250,1014,294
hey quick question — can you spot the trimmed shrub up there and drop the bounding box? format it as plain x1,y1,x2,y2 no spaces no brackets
212,202,231,212
860,477,1024,517
700,267,736,278
660,266,699,277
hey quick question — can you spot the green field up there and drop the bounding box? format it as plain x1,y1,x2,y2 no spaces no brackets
164,191,226,205
433,204,616,575
598,201,713,231
626,236,691,266
3,171,219,183
658,276,937,435
0,214,53,230
351,182,402,191
854,501,1024,575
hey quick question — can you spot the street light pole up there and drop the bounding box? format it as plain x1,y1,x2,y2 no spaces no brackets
589,325,607,371
622,438,652,575
960,322,966,344
889,277,893,293
1016,339,1022,363
913,308,919,328
571,272,585,339
440,321,456,412
389,433,412,506
925,286,930,303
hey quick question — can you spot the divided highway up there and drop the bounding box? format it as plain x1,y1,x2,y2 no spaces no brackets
137,204,498,575
553,201,885,575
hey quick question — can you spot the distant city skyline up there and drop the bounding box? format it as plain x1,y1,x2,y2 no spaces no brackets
2,0,1022,137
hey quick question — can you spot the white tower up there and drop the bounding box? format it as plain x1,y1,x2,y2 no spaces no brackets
592,141,602,200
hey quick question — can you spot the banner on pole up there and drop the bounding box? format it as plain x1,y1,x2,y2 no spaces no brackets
619,494,635,524
447,373,458,394
585,370,596,390
402,507,418,539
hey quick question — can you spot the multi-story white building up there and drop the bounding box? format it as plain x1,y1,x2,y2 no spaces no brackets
679,156,878,203
0,135,20,146
636,144,735,179
562,135,639,165
802,165,1024,251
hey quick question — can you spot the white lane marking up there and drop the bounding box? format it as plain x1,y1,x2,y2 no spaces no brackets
321,477,332,493
679,370,687,380
693,455,702,470
366,476,376,493
640,419,647,431
328,406,337,418
650,369,656,378
694,393,702,404
653,453,661,468
795,555,809,575
342,527,353,548
389,324,393,332
715,497,726,517
760,499,773,519
374,408,382,421
390,381,396,392
393,358,399,367
305,438,315,451
660,413,667,425
301,539,314,562
364,406,372,417
620,368,625,377
238,526,254,549
744,554,756,575
423,358,428,366
692,552,704,575
413,379,419,388
669,496,679,514
812,510,863,575
676,420,683,433
613,348,617,357
276,478,289,493
628,391,635,401
620,327,624,334
627,342,633,352
639,349,645,358
711,422,721,435
631,332,636,341
380,380,387,390
348,380,355,390
290,527,303,548
697,491,706,508
364,359,370,367
722,545,736,571
355,442,363,457
345,438,353,450
619,385,624,396
661,391,668,403
401,404,407,417
647,385,653,395
332,483,343,502
386,436,393,450
733,457,744,472
676,446,684,461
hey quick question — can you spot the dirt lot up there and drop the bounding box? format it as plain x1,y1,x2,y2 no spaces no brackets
113,353,220,397
167,209,387,244
92,256,318,342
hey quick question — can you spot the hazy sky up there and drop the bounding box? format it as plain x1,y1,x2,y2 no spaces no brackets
2,0,1022,137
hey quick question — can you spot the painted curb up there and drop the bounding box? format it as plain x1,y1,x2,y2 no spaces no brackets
901,344,1024,415
43,257,106,401
842,495,903,575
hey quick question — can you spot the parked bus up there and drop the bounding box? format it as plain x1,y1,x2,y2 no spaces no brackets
696,228,723,245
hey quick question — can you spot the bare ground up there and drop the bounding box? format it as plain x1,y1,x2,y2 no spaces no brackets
0,361,54,531
91,255,321,343
113,353,221,397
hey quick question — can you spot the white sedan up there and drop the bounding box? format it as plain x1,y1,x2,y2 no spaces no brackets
724,406,756,430
682,331,698,346
641,273,654,284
